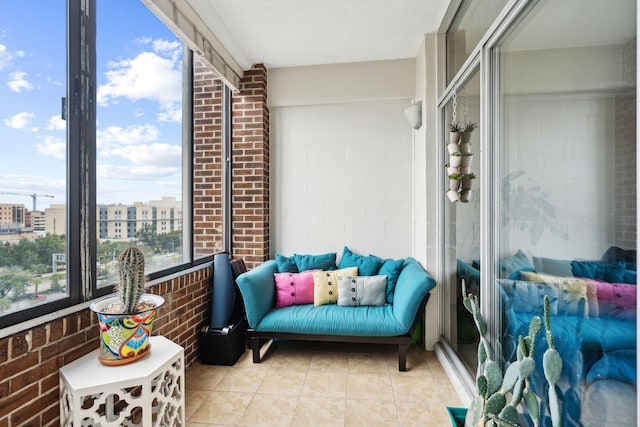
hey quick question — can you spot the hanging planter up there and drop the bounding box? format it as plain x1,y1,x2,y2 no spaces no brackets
447,165,461,175
448,122,461,143
461,173,476,191
449,173,464,191
460,189,473,203
460,166,471,175
447,189,460,203
448,143,461,155
459,142,472,154
449,152,463,167
460,153,473,168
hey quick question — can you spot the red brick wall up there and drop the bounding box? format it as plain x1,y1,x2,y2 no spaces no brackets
193,55,225,259
0,267,212,426
232,64,270,268
0,62,270,426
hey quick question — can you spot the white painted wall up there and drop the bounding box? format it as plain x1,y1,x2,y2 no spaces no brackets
269,60,416,262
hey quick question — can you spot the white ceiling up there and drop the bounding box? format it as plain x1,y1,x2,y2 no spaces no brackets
185,0,452,70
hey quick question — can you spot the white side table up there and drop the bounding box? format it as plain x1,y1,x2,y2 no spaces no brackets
59,336,185,427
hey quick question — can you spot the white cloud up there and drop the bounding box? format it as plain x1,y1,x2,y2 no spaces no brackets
0,44,9,70
7,71,33,92
4,111,33,129
46,115,66,131
97,164,178,180
36,136,65,160
96,45,181,122
109,143,181,167
97,124,160,149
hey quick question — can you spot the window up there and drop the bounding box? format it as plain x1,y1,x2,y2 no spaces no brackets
0,0,201,328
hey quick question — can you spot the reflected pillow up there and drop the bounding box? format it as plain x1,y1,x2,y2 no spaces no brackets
594,281,636,321
337,275,387,307
294,252,337,272
274,270,318,307
337,246,384,276
519,272,588,317
498,250,533,279
313,267,358,306
499,279,558,315
532,256,573,277
586,350,637,386
571,260,635,284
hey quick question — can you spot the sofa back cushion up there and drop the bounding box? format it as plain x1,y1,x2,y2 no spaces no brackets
337,275,387,307
294,252,337,272
378,258,405,303
313,267,358,306
274,270,319,308
337,246,384,276
519,271,589,317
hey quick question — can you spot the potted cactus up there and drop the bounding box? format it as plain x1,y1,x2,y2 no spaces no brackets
90,246,164,365
447,283,562,427
460,121,478,145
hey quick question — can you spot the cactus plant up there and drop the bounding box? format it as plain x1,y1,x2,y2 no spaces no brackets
104,246,152,314
462,282,562,427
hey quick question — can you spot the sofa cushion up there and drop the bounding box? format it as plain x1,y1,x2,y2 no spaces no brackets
274,270,318,308
532,256,573,277
519,272,588,317
236,260,278,328
499,279,559,315
378,258,405,303
276,254,298,273
337,275,387,307
586,349,637,386
571,260,636,284
337,246,384,276
593,281,636,321
313,267,358,306
294,252,337,272
498,250,533,279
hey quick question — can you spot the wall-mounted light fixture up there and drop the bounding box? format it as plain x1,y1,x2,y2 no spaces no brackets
403,101,422,130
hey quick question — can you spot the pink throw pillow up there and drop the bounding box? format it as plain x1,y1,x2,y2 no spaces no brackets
274,270,319,307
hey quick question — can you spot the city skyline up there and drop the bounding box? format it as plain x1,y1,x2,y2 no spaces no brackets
0,1,183,211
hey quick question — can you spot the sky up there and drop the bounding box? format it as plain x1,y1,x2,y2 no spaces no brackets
0,0,183,211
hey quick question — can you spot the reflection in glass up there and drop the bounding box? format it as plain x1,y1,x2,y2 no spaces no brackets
496,0,636,425
444,70,481,375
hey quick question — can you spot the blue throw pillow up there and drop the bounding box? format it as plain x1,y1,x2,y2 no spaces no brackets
508,266,535,280
571,260,636,284
293,252,337,272
275,254,298,273
586,350,637,386
498,250,533,279
378,258,405,303
337,246,384,276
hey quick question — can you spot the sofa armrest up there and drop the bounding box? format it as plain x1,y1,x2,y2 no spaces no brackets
236,260,278,328
392,258,436,331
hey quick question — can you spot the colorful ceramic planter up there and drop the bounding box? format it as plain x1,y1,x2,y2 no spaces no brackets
90,294,164,365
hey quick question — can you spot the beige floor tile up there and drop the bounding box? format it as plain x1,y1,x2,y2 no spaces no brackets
396,400,452,427
189,391,253,425
238,393,297,427
215,367,268,393
347,373,394,401
301,370,348,398
187,363,231,391
290,395,346,427
310,351,349,372
185,389,210,420
345,399,399,426
256,367,308,395
349,353,391,375
390,374,440,402
270,350,313,371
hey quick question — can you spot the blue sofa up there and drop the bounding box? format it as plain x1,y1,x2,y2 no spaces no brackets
236,257,436,371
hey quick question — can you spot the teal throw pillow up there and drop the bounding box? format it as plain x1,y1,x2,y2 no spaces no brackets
276,254,298,273
337,246,384,276
378,258,404,303
294,252,337,272
498,250,533,279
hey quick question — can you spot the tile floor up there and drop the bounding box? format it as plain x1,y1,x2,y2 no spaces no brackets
185,340,464,426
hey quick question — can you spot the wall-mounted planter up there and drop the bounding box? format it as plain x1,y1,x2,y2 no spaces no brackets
447,166,460,175
459,142,471,154
449,154,463,167
460,154,473,167
447,190,460,203
448,143,461,155
459,132,471,144
460,189,473,203
449,131,461,144
450,179,462,191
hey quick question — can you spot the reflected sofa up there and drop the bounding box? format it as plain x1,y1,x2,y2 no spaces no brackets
457,247,637,427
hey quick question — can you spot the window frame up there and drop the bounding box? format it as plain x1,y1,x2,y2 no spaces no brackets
0,0,231,330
